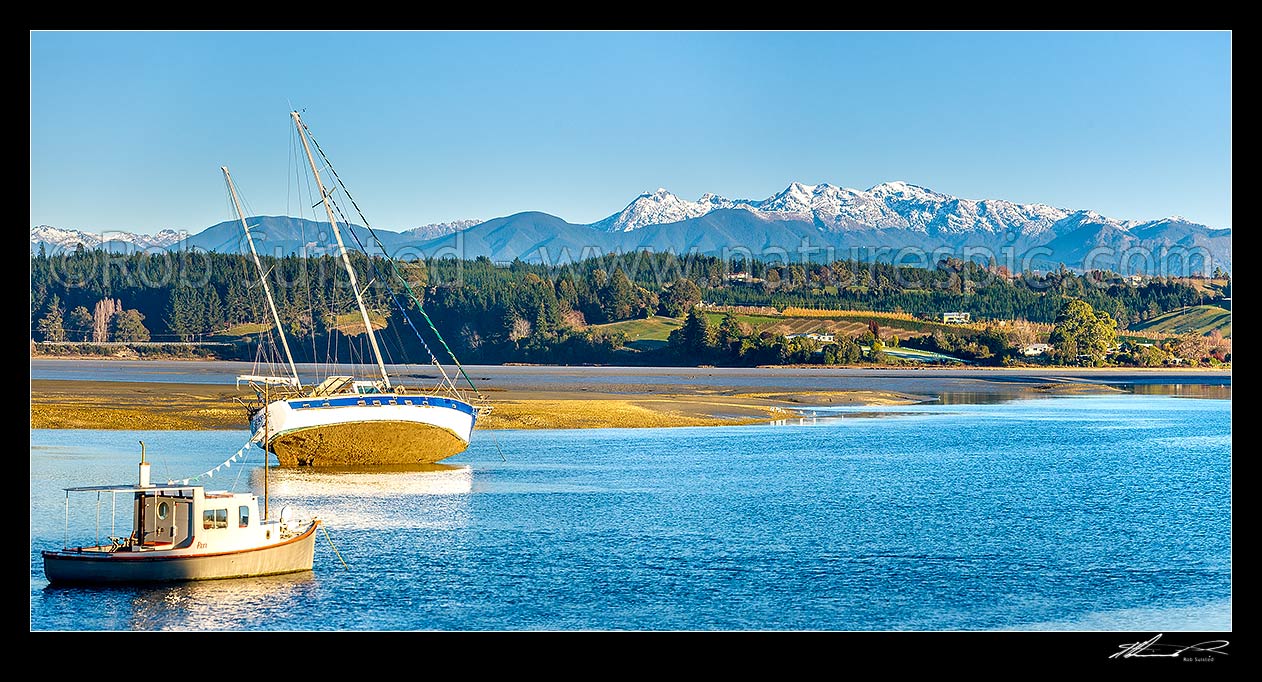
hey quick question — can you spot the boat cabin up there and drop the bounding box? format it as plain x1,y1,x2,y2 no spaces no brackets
55,451,293,556
44,441,320,585
59,484,290,555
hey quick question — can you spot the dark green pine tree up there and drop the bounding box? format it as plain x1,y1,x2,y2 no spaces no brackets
166,287,204,341
203,287,225,335
36,294,66,342
604,269,637,322
668,306,716,361
68,306,94,341
716,312,743,361
661,277,702,317
111,309,151,342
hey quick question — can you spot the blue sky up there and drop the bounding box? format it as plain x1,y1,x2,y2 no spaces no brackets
30,31,1231,234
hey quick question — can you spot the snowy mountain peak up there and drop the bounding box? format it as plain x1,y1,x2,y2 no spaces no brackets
867,181,942,200
593,188,714,232
406,219,482,240
30,225,186,251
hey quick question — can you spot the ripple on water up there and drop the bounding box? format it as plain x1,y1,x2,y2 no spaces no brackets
30,395,1231,631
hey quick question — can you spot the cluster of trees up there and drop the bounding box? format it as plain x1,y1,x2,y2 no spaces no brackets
35,294,150,343
31,247,402,355
666,310,883,366
1111,331,1231,367
705,258,1217,328
30,247,1227,367
1047,299,1119,366
902,327,1016,364
1041,298,1228,368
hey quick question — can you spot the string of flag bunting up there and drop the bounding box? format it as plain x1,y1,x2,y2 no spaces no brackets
167,433,263,486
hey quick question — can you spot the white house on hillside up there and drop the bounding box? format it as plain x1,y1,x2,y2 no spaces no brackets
786,332,836,343
1021,343,1053,356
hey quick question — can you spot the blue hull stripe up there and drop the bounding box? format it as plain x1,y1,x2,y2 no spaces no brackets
286,395,478,419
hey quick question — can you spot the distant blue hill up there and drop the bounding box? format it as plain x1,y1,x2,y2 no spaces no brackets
182,216,401,257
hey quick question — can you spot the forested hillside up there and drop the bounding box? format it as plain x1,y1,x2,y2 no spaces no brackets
30,247,1227,366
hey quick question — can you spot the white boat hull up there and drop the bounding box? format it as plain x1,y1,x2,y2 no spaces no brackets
252,394,477,467
42,521,319,585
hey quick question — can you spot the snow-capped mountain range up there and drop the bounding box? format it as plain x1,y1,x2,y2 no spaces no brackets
30,225,186,251
595,181,1114,237
31,181,1231,275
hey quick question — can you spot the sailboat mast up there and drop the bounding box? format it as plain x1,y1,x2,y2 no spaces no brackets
291,111,391,389
221,167,301,388
263,383,269,521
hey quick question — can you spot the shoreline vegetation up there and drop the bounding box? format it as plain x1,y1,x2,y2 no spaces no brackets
29,362,1227,431
32,251,1231,371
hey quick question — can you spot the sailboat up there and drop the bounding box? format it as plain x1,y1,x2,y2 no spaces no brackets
228,112,486,467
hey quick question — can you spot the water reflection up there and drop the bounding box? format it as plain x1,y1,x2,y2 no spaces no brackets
930,392,1019,405
254,463,473,498
249,463,475,533
42,571,318,631
1130,383,1231,399
771,410,944,425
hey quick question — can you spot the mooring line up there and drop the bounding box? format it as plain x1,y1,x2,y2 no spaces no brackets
322,523,350,570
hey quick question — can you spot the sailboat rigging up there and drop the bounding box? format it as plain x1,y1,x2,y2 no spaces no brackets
229,111,487,467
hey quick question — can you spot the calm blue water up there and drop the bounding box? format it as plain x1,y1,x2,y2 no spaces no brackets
29,394,1231,631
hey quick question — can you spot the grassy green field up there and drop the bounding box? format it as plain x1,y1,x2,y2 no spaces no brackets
883,346,968,363
217,322,271,337
590,315,683,350
703,312,953,340
332,311,389,335
1171,277,1230,299
1132,305,1231,338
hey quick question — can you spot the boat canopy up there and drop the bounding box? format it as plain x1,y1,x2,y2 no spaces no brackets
62,484,209,494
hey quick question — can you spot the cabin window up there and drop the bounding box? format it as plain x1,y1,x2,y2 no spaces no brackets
204,509,228,529
357,399,366,406
239,505,250,528
157,501,169,520
372,400,381,406
404,399,413,405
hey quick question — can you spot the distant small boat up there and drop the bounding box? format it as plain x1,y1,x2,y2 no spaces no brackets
42,442,319,585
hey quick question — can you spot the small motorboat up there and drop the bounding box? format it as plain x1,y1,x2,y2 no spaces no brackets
42,442,320,585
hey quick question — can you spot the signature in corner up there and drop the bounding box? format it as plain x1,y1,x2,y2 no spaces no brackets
1110,634,1230,659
